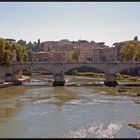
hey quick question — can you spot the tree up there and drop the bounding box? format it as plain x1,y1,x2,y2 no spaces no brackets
120,41,136,61
5,42,13,51
0,39,14,66
65,53,73,62
17,39,26,46
134,36,138,41
0,38,5,55
27,50,35,61
15,44,27,62
3,50,13,67
0,38,29,66
71,48,80,61
133,42,140,61
120,41,140,62
71,69,78,75
0,39,5,64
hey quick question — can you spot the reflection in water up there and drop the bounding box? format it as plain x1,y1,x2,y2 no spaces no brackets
19,86,81,108
50,87,80,107
0,75,140,138
0,86,28,123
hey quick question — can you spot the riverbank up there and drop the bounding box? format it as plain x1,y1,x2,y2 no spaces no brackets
0,75,30,88
74,72,140,83
0,82,13,88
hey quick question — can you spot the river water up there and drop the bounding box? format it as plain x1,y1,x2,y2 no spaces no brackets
0,75,140,138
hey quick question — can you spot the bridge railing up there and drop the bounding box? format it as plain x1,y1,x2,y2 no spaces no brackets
11,61,140,65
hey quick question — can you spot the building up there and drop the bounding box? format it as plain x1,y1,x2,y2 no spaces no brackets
41,39,117,63
79,45,93,62
34,52,51,62
34,50,68,62
79,45,116,63
99,47,116,62
92,48,100,62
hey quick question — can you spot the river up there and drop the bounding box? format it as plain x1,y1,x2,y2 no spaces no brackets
0,75,140,138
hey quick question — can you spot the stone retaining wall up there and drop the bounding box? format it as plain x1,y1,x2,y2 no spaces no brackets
0,65,5,84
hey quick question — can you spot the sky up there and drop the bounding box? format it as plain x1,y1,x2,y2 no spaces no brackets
0,2,140,46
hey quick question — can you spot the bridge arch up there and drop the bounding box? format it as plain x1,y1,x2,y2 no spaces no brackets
31,67,52,74
117,64,140,74
12,63,53,75
63,63,107,74
65,66,104,74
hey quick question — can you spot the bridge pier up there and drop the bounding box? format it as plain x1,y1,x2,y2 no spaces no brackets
23,67,32,76
104,73,118,87
5,73,13,82
53,71,65,87
12,71,23,85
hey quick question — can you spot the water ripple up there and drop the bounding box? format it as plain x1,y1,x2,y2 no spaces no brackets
63,121,122,138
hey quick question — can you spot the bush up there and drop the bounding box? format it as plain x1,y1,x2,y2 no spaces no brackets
71,69,78,75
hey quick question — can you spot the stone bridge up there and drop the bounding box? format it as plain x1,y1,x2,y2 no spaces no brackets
5,61,140,86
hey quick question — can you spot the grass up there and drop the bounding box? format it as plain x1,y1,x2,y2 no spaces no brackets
75,72,140,82
116,73,140,82
77,72,105,77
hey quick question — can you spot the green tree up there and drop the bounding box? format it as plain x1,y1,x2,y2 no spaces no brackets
133,43,140,61
5,42,13,51
65,53,73,62
17,39,26,46
0,39,14,66
15,44,27,62
27,50,35,61
3,50,13,67
0,38,5,53
71,69,78,75
71,48,80,61
120,41,138,61
0,39,5,64
0,38,28,66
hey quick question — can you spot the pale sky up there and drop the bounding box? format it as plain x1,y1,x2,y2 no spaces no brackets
0,2,140,46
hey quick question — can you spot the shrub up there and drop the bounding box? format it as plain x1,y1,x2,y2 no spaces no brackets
71,69,78,75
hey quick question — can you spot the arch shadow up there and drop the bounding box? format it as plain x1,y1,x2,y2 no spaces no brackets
65,66,104,75
120,66,140,76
